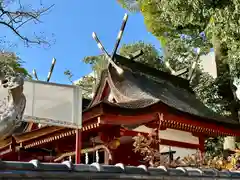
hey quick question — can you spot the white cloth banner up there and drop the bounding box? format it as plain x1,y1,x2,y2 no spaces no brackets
0,80,82,128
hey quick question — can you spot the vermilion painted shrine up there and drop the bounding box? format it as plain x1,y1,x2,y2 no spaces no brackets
1,54,240,164
0,13,240,166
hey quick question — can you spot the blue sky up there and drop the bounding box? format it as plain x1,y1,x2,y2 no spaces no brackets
1,0,161,84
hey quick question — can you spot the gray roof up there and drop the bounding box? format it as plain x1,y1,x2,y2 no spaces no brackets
0,160,240,179
100,55,238,126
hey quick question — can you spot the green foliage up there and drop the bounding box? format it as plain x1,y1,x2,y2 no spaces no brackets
63,69,96,98
75,76,96,98
205,137,224,157
164,37,226,115
119,41,164,70
118,0,240,77
0,52,29,77
117,0,141,12
83,55,108,80
80,41,165,97
83,41,164,75
133,133,227,169
64,70,74,84
118,0,240,152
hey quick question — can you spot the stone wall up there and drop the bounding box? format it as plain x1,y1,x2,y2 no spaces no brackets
0,160,240,179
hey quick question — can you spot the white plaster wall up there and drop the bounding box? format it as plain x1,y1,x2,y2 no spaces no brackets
158,128,199,144
133,125,199,158
160,145,198,159
134,125,199,144
200,52,217,79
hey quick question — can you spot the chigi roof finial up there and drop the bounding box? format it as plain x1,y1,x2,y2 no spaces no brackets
187,49,201,81
164,48,201,81
91,13,129,75
32,57,56,82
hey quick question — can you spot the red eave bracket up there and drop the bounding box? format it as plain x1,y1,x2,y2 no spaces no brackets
99,109,240,136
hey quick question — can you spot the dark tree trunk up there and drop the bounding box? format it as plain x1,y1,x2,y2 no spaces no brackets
213,36,240,150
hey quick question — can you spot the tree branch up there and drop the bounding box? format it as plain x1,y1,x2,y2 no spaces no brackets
0,1,54,46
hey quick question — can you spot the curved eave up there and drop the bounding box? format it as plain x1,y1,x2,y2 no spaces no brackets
13,126,64,144
98,102,240,137
12,117,101,149
106,61,237,125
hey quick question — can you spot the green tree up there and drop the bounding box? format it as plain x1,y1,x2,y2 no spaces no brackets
118,0,240,150
119,41,164,70
83,55,108,81
76,41,164,98
0,52,29,77
83,41,165,75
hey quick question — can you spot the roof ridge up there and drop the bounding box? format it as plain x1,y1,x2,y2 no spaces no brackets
114,55,193,93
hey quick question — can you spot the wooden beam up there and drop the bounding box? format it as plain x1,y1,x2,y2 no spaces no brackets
83,104,104,122
0,146,13,158
0,137,12,149
100,108,240,136
13,126,64,143
101,113,156,125
161,139,200,149
172,68,188,76
163,112,239,136
18,120,100,150
128,50,144,60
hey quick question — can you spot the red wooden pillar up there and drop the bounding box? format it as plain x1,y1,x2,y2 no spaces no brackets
75,129,82,164
11,137,18,161
157,113,163,153
199,136,205,158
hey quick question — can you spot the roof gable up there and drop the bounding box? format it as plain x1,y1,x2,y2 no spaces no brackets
87,54,237,125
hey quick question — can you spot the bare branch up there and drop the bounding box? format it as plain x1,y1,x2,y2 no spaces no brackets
0,1,54,46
